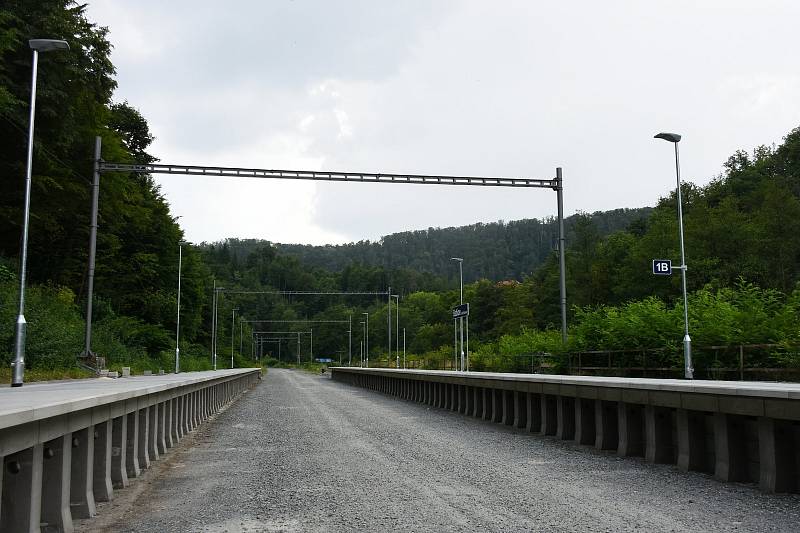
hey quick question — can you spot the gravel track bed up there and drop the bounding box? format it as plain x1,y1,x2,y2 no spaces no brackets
77,368,800,532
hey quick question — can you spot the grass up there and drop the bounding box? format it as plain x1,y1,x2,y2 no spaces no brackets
0,366,95,384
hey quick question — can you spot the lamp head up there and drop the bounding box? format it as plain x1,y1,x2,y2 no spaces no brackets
654,132,681,143
29,39,70,52
450,257,463,262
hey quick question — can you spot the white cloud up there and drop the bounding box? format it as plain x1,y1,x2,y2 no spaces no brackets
85,0,800,244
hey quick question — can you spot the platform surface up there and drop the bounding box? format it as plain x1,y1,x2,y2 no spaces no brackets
0,368,260,429
331,367,800,399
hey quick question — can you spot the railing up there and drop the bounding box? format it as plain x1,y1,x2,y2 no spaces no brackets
568,343,800,381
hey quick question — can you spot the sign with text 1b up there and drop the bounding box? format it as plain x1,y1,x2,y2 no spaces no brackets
452,303,470,319
652,259,672,276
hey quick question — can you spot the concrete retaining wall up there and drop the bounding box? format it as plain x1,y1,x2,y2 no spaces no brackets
331,368,800,494
0,368,260,532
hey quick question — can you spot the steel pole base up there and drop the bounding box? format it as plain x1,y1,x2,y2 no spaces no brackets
683,335,694,380
12,315,27,386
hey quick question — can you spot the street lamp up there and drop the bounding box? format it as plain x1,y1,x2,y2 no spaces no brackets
451,257,464,371
360,320,366,367
231,307,239,369
11,38,70,387
362,312,369,367
212,283,225,370
391,294,400,368
175,241,187,373
655,132,693,379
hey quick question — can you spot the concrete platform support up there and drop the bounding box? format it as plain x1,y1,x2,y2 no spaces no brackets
714,413,749,483
125,411,140,479
595,401,618,450
183,393,192,435
137,407,150,470
541,395,557,436
500,390,512,426
111,416,128,488
41,434,73,533
193,391,201,428
472,387,481,418
575,398,595,445
164,399,174,450
93,420,113,502
758,417,797,493
514,391,528,429
173,396,182,441
483,388,493,421
1,444,43,533
677,409,709,473
148,404,160,461
70,427,96,519
646,406,676,464
526,393,541,433
618,403,645,457
492,389,504,423
556,396,576,440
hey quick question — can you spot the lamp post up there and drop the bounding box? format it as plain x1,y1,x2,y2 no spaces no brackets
655,132,693,379
451,257,464,371
360,320,366,367
231,307,239,369
391,294,400,368
362,312,369,367
212,283,225,370
348,314,352,366
11,39,70,387
175,241,187,373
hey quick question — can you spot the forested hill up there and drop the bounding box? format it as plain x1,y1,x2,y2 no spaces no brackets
274,208,651,283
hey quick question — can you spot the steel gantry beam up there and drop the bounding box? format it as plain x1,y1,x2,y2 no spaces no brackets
83,138,569,364
217,290,389,296
98,162,559,189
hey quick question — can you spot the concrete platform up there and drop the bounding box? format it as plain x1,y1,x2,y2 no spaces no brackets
332,367,800,495
0,368,261,533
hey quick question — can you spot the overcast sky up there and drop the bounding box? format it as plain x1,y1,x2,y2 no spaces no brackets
85,0,800,245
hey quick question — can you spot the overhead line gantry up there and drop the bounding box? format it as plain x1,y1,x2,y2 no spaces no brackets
80,136,569,370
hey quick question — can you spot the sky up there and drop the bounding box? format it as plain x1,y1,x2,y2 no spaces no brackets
85,0,800,246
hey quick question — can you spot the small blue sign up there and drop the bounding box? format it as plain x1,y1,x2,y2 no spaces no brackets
316,358,333,363
652,259,672,276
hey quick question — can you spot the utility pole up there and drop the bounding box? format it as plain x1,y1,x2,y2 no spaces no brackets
388,286,391,364
362,312,369,367
403,327,406,369
231,307,238,369
348,314,352,366
212,279,217,370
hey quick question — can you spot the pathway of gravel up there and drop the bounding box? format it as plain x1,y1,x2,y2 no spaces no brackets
77,368,800,532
